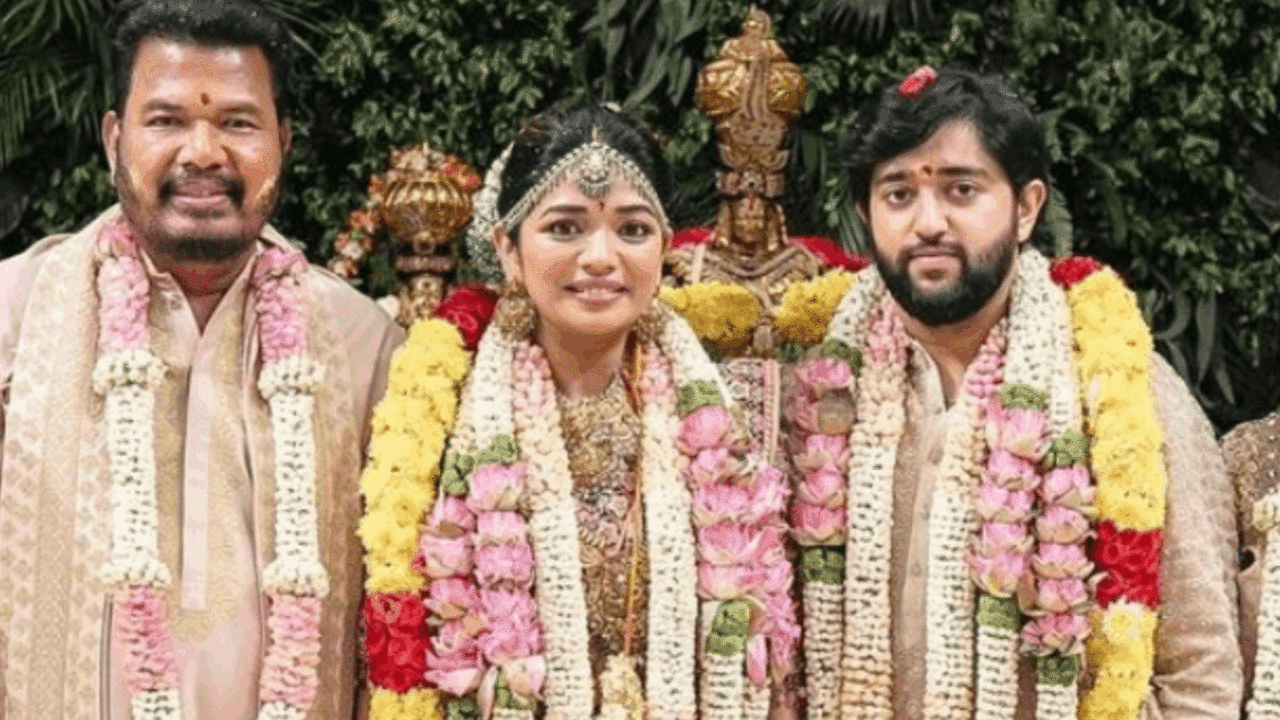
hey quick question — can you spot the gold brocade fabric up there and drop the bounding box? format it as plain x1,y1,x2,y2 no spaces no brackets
557,375,648,689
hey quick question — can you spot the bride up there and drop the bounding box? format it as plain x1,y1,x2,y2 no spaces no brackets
364,103,799,720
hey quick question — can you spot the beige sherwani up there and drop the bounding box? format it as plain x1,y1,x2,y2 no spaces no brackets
0,207,404,720
891,343,1241,718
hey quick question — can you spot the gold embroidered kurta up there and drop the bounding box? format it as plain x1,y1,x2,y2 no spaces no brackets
0,206,404,720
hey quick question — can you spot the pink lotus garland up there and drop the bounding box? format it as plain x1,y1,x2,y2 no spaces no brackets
1021,428,1095,659
970,382,1095,673
787,344,858,549
680,382,798,686
417,373,545,716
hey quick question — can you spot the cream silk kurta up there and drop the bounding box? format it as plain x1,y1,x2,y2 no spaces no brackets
0,207,404,720
890,343,1242,719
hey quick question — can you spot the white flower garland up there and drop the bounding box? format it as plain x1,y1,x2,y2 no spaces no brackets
259,364,328,596
94,232,326,720
1249,497,1280,719
96,349,170,588
455,308,735,720
1001,249,1085,720
837,298,903,720
803,582,845,720
511,342,594,720
638,346,698,720
815,250,1091,720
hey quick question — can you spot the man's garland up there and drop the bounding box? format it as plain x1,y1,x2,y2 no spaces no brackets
360,288,490,720
94,221,327,720
1052,258,1167,720
787,248,1165,720
371,303,798,720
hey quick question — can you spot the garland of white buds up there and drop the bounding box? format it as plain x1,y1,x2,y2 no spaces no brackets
808,248,1097,720
94,222,325,720
1249,492,1280,719
434,306,786,720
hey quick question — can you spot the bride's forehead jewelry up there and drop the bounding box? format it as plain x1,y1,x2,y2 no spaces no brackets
498,126,671,234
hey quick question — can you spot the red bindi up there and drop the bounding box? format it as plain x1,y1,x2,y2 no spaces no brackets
201,93,210,105
921,165,934,177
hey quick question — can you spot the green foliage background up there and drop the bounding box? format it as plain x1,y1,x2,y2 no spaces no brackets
2,0,1279,430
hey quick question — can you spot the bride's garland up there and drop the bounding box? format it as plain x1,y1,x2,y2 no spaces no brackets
383,304,796,720
94,220,327,720
788,248,1165,720
360,287,492,720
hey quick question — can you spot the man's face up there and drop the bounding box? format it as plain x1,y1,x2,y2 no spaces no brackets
102,37,289,263
862,118,1044,327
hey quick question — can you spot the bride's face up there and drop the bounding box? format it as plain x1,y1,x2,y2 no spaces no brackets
497,173,666,342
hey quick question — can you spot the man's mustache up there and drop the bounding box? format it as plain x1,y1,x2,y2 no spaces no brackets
158,171,245,207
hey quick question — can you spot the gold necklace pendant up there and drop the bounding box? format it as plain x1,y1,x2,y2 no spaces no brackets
597,653,645,720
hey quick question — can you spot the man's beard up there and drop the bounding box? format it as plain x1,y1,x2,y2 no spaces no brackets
115,163,282,263
874,226,1018,328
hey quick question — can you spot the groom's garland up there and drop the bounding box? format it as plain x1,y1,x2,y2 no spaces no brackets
784,250,1165,720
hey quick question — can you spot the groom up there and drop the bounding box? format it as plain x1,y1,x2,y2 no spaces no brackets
793,66,1240,719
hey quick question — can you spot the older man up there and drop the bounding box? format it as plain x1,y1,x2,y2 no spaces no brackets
788,67,1240,719
0,2,402,718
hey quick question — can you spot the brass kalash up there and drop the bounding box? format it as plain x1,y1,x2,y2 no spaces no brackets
328,142,482,327
666,6,827,357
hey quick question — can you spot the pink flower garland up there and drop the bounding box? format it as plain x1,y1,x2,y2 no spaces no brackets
97,222,183,711
1021,433,1095,657
114,586,182,694
788,353,856,547
252,245,327,717
680,387,797,685
97,222,150,354
417,346,546,716
259,595,324,708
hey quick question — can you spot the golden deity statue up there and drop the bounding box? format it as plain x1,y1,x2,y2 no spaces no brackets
669,6,827,356
329,142,481,327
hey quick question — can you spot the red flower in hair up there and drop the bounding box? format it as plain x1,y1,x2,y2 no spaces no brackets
1091,521,1162,608
434,285,498,350
1050,255,1105,289
363,593,430,692
898,66,938,99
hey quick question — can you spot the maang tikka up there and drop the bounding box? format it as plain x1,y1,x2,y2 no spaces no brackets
497,126,671,234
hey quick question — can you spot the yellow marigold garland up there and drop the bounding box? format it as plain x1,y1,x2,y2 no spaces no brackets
659,281,760,355
1064,267,1167,720
773,270,857,347
360,317,471,720
370,687,444,720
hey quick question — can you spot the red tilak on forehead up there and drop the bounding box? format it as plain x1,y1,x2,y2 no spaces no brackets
921,165,934,176
201,93,210,105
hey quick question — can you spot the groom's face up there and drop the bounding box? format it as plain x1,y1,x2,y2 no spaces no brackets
862,118,1043,327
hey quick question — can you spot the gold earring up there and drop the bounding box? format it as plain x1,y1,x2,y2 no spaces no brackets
634,295,665,348
494,280,537,341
